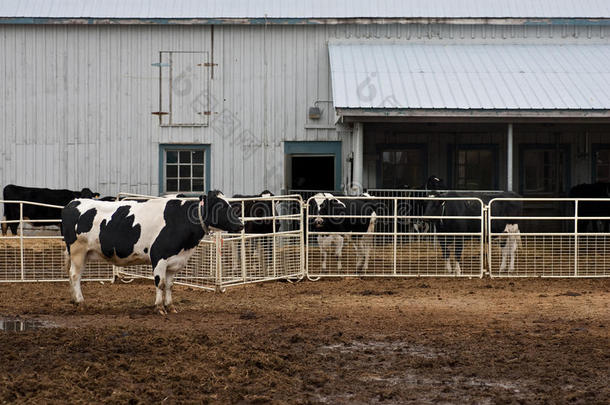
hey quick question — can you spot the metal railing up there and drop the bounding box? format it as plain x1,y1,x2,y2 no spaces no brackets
116,194,306,290
306,196,485,278
0,200,114,282
2,195,610,284
488,198,610,278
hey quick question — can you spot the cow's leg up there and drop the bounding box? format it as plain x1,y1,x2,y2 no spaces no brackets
317,235,328,270
257,238,267,275
361,234,373,271
231,241,239,273
67,246,87,305
441,238,452,273
453,238,463,275
1,216,6,236
335,235,344,270
164,270,178,313
153,260,168,315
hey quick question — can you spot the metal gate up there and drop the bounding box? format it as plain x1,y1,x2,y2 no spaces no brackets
0,200,114,282
488,198,610,277
306,196,485,278
117,195,305,290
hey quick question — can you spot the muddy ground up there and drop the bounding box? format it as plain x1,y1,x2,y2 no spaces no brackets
0,278,608,404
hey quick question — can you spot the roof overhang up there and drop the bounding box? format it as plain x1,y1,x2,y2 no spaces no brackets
330,43,610,122
337,108,610,123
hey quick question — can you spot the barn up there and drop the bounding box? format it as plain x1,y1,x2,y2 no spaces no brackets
0,1,609,199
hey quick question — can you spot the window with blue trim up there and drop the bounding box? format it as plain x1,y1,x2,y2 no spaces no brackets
160,145,209,194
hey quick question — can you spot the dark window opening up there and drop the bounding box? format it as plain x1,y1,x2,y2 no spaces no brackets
290,155,335,190
378,148,426,189
594,149,610,183
455,149,495,190
522,149,566,196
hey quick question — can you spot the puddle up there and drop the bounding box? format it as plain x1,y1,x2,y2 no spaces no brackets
319,341,441,359
0,318,57,332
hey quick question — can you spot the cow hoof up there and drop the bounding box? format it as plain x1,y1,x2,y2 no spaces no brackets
156,305,167,316
167,305,178,314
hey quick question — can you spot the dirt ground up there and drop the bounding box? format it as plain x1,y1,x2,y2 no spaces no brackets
0,277,608,404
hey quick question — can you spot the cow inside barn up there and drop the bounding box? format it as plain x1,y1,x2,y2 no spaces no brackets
406,175,445,234
309,193,378,271
424,192,522,274
568,182,610,232
61,190,243,314
230,190,277,273
2,185,100,236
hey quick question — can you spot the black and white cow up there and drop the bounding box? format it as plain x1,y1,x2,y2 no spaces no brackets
568,182,610,232
61,190,243,314
309,193,378,271
2,184,100,236
424,192,522,274
230,190,277,273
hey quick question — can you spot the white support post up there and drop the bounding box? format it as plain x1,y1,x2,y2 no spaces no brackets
240,201,246,282
215,233,223,291
272,198,277,278
352,122,364,195
574,200,579,277
19,203,24,281
507,124,514,192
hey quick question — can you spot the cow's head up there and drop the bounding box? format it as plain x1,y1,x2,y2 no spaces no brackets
310,193,346,229
80,188,101,199
425,176,444,191
200,190,244,233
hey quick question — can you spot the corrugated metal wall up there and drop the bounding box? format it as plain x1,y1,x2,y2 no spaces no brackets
1,23,608,196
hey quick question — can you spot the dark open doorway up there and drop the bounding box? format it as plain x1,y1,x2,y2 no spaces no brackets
290,155,335,190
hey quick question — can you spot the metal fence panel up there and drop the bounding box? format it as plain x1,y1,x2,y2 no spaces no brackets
488,198,610,278
116,195,305,290
306,196,485,278
0,200,114,282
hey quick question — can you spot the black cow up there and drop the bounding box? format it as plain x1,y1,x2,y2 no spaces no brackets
424,192,522,274
309,193,379,270
230,190,277,273
2,185,100,235
61,190,243,314
568,182,610,232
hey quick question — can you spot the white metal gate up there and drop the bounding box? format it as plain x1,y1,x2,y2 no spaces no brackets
117,195,305,290
306,196,485,278
0,200,114,282
488,198,610,278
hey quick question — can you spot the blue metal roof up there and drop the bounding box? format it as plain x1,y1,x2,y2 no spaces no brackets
329,42,610,110
1,0,609,20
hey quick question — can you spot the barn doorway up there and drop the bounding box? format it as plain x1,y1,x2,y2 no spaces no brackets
290,155,335,190
284,141,342,192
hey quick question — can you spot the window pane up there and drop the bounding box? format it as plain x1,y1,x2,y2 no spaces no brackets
179,179,191,191
166,165,178,178
166,179,178,192
179,165,191,177
193,150,204,163
166,150,178,164
192,178,204,191
179,151,191,163
192,165,204,178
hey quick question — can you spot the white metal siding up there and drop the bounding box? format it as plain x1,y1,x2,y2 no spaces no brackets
1,23,609,197
1,0,609,19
